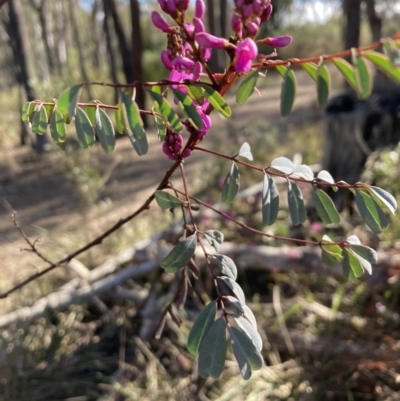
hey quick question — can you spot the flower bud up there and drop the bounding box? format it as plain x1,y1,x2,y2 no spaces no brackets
151,11,173,33
261,4,273,22
175,0,189,12
195,32,229,49
231,13,243,34
243,4,253,19
195,0,205,19
246,21,259,36
263,35,292,48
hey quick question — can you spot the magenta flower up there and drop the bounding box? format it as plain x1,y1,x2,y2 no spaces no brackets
195,32,229,49
235,38,258,73
151,11,173,33
161,50,173,70
195,0,205,19
261,4,273,22
263,35,292,48
193,17,205,33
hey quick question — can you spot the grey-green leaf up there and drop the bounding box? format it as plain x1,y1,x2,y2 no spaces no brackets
343,248,364,280
213,254,238,280
57,84,82,124
49,108,66,143
204,230,224,252
317,64,330,108
355,190,388,234
313,188,341,225
231,313,262,351
280,68,297,116
187,300,217,356
172,88,203,129
160,234,197,273
95,108,116,153
128,134,148,156
262,174,279,226
348,243,377,267
368,186,397,215
200,84,231,118
269,156,294,175
230,326,264,380
198,317,227,379
301,62,318,81
236,69,259,104
223,295,245,315
288,181,307,226
222,162,240,204
237,142,253,161
292,164,314,180
317,170,335,185
217,276,246,304
74,107,95,148
31,105,48,135
121,92,146,141
321,235,343,267
148,90,182,132
364,51,400,84
155,190,183,209
354,55,372,100
331,58,358,90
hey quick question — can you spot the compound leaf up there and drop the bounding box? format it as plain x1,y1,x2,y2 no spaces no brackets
198,317,227,379
236,69,259,104
160,234,197,273
155,190,183,209
222,162,240,204
187,300,217,356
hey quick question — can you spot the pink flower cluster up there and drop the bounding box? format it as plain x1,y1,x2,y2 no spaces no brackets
162,133,191,160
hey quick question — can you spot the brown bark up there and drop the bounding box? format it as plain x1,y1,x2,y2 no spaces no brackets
91,0,102,67
129,0,146,124
342,0,362,50
68,0,93,99
363,0,382,42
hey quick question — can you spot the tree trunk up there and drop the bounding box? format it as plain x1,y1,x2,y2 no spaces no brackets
104,0,134,83
91,0,102,68
102,0,119,103
342,0,362,50
220,0,227,39
5,0,47,151
68,0,93,99
54,0,66,73
129,0,146,125
363,0,382,42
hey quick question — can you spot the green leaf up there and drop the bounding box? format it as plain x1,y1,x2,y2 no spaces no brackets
364,51,400,84
74,107,95,149
288,181,307,226
217,277,246,305
204,230,224,252
236,69,259,104
49,109,66,143
31,105,48,135
320,235,343,267
354,55,372,100
160,234,197,273
237,142,253,161
21,102,32,124
128,135,148,156
154,107,167,141
221,162,240,204
355,190,388,234
343,248,364,280
57,84,82,124
301,62,318,81
269,156,294,175
229,326,264,380
115,101,127,135
280,68,297,116
155,190,183,209
198,317,227,379
200,84,231,118
95,108,116,153
383,39,400,66
187,300,217,356
317,64,330,108
121,92,146,140
148,90,182,131
213,254,237,280
368,186,397,215
292,165,314,180
331,58,358,90
43,98,56,123
313,188,341,225
347,244,377,275
231,314,262,351
262,174,279,226
186,85,206,105
85,101,97,126
172,88,203,129
275,65,287,77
